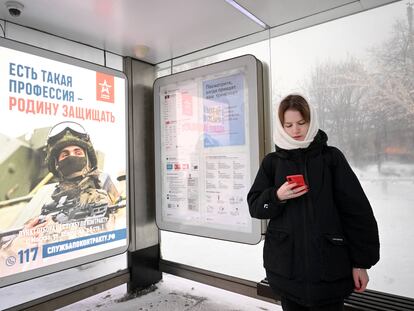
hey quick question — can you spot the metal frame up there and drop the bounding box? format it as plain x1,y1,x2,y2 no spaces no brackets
159,259,275,304
123,56,162,291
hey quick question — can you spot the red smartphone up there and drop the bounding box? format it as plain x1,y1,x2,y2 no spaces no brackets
286,174,306,189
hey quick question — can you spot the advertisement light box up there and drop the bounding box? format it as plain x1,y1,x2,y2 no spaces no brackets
0,38,128,287
154,55,264,244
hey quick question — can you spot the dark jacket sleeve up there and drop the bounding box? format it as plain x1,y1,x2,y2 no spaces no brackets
247,154,287,219
330,147,380,269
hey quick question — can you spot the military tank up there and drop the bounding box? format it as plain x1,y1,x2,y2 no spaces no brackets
0,128,51,235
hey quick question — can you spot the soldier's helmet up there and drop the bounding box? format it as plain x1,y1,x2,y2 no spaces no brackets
45,121,97,177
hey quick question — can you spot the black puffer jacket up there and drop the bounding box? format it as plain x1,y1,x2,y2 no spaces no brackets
247,130,379,306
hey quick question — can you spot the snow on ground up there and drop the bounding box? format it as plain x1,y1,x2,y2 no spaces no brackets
58,273,280,311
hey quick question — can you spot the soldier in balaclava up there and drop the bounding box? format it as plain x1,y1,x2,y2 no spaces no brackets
41,121,112,223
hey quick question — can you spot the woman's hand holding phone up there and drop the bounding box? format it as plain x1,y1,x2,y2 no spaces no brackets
276,175,309,201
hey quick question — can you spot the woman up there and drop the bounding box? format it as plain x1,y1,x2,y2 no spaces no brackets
247,94,379,311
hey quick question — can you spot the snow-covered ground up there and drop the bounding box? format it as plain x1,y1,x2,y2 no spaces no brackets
58,273,280,311
0,253,278,311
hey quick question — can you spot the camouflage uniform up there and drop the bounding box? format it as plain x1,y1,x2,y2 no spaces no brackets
41,123,113,223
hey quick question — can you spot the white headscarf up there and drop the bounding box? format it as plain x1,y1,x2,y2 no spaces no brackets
273,94,319,150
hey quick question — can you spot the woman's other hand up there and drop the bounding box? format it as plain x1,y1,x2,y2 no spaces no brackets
353,268,369,292
276,181,308,201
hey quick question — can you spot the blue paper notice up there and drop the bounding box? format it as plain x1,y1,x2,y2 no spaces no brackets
203,74,245,148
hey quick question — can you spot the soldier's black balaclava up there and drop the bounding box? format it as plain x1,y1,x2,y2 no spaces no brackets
57,153,88,178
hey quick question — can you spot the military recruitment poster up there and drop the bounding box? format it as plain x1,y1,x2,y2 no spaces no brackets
0,40,128,286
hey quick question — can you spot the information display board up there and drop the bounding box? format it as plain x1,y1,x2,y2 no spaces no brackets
0,38,128,287
154,55,264,244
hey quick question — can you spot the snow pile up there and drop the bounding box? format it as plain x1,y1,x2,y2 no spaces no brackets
58,273,280,311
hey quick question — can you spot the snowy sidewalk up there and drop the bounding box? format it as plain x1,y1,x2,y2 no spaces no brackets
58,273,281,311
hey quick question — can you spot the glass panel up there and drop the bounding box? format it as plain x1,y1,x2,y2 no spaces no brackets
270,1,413,297
0,253,126,309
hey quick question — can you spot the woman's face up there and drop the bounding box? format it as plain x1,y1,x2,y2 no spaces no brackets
282,109,309,141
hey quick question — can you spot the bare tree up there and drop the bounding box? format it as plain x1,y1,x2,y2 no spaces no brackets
308,57,370,164
368,7,414,167
307,6,414,169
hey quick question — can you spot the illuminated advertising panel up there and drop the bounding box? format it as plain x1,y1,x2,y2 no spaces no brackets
154,55,264,244
0,39,128,287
